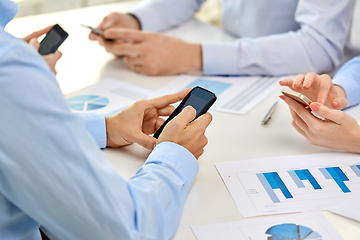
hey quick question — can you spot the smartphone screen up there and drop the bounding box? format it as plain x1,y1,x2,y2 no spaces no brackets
153,87,217,139
39,24,68,55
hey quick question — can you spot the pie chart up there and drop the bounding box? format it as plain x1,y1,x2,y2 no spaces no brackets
67,95,109,111
266,223,322,240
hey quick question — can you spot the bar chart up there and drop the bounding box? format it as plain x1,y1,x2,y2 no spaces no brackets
256,166,354,204
215,153,360,217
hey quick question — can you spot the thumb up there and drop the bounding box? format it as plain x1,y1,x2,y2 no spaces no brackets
332,96,347,110
310,102,343,124
52,51,63,61
171,106,197,128
29,38,40,51
134,132,157,150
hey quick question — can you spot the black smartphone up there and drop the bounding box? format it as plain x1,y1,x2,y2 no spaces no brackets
38,24,68,55
153,86,217,139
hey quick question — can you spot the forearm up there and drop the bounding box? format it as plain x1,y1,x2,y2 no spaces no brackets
0,38,198,239
333,56,360,108
202,0,353,75
129,0,205,32
202,27,339,75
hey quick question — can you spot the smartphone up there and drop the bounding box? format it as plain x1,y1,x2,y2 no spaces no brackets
81,24,104,36
281,88,326,120
38,24,68,55
153,86,217,139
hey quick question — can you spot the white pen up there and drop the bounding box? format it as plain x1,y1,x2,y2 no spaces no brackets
261,101,278,125
80,24,104,36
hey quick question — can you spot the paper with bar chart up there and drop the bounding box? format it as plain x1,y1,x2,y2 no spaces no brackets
215,153,360,217
191,211,342,240
66,78,154,116
155,75,288,115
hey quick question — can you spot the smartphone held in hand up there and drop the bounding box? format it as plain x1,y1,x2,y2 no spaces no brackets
281,88,326,121
153,87,217,139
38,24,68,55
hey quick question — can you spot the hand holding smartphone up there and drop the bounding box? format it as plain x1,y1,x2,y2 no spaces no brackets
38,24,68,56
153,87,217,139
281,88,326,120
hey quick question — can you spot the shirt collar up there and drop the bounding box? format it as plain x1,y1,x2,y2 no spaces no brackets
0,0,18,28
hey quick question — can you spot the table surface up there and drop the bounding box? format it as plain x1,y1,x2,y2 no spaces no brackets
6,1,360,239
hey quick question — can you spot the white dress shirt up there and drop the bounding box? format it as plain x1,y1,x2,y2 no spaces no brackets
131,0,354,75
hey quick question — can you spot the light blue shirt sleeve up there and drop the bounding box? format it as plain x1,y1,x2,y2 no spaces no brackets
77,112,107,148
333,56,360,108
0,29,199,240
130,0,353,76
130,0,206,32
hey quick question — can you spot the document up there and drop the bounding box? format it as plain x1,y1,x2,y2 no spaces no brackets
155,75,288,115
65,78,154,116
215,153,360,218
328,198,360,222
191,211,342,240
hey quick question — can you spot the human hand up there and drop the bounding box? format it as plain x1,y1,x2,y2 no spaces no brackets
280,72,347,109
28,38,62,74
281,95,360,153
105,89,191,150
22,25,54,43
157,106,212,159
89,12,140,42
98,29,202,75
23,26,62,74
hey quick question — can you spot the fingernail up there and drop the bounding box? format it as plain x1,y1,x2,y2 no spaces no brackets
303,83,307,88
333,101,339,108
279,95,285,100
279,80,283,85
310,102,320,111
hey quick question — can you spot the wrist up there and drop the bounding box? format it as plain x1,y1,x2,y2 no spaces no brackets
348,125,360,153
105,116,118,148
126,14,141,30
184,43,203,73
334,85,347,99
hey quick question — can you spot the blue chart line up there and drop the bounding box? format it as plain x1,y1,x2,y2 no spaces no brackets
291,169,322,190
256,172,293,203
319,167,350,193
350,165,360,177
288,171,305,188
184,79,232,96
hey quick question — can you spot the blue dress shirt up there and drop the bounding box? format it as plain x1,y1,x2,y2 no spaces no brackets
333,56,360,108
0,1,199,239
130,0,354,75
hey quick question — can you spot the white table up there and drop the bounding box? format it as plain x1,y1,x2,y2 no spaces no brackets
6,1,360,239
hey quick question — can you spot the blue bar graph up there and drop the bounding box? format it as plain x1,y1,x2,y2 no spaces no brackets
256,173,280,203
256,172,293,203
319,168,332,179
292,169,322,190
319,167,351,193
288,171,305,188
350,165,360,177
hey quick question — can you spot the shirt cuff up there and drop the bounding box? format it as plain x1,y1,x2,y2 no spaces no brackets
129,8,165,32
76,112,107,149
145,142,199,191
333,77,360,108
201,42,239,75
